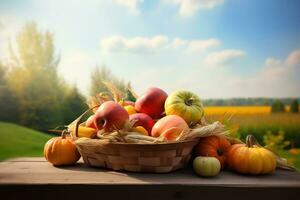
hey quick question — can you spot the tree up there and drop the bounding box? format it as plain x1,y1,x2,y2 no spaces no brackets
89,66,131,97
0,63,19,122
290,99,299,113
7,22,65,130
271,100,285,113
61,86,87,125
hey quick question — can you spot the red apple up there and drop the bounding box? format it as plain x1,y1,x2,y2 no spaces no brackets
85,115,97,129
129,113,155,135
151,115,189,141
135,87,168,119
93,101,129,132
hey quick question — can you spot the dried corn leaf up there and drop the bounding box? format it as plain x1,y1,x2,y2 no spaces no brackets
186,121,228,139
86,96,100,113
102,81,123,102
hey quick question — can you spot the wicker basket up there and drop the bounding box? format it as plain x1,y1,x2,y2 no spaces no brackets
75,138,199,173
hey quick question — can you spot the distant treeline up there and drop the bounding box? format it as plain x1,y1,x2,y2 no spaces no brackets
203,98,300,106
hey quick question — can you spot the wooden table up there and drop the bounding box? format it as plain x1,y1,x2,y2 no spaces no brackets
1,157,300,200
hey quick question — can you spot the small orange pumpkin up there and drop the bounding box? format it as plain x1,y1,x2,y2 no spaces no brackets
194,136,231,169
227,135,276,175
44,131,80,166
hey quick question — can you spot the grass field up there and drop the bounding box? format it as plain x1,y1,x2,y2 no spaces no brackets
0,122,52,161
279,150,300,171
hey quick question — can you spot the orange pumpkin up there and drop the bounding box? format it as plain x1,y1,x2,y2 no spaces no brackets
194,136,231,169
227,135,276,175
44,131,80,166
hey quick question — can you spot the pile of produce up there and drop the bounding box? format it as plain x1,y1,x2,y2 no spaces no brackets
44,83,293,177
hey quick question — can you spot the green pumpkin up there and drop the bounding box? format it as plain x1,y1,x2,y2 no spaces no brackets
193,156,221,177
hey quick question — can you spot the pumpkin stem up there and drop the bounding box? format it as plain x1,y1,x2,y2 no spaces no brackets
246,135,258,148
61,130,68,139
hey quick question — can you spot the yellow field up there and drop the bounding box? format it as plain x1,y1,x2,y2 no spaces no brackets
204,106,271,115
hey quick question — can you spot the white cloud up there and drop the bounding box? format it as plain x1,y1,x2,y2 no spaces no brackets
204,49,246,66
101,35,220,54
172,37,188,48
187,38,220,52
286,50,300,66
164,0,224,17
226,49,300,97
101,35,170,53
260,50,300,80
115,0,144,15
265,58,281,68
172,49,300,98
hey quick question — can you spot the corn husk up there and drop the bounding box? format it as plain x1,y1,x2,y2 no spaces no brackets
183,121,229,140
102,81,123,102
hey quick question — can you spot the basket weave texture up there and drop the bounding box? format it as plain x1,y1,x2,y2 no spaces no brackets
75,138,199,173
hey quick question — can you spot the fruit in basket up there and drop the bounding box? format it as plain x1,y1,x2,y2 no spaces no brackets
132,126,148,136
44,131,80,166
227,135,276,175
68,125,97,138
93,101,129,132
194,136,231,169
193,156,221,177
85,115,97,129
124,105,136,115
135,87,168,119
165,90,204,124
130,113,155,134
119,100,135,107
151,115,189,141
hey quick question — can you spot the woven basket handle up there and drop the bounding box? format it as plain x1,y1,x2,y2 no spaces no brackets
69,106,99,139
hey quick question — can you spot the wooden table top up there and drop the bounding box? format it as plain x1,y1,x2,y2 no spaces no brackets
1,157,300,187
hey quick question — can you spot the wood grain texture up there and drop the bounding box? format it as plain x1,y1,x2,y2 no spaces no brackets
0,157,300,187
1,157,300,200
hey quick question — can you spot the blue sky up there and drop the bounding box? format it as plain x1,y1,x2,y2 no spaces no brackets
0,0,300,98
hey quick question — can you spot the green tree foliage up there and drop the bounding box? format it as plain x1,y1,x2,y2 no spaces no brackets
61,86,87,125
290,99,299,113
271,100,285,113
0,63,19,122
89,66,131,97
6,22,66,130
